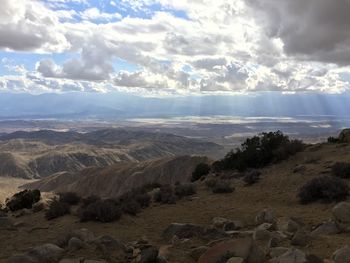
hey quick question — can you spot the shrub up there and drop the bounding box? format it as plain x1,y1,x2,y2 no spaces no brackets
58,192,81,205
243,170,261,185
332,162,350,179
213,131,304,172
212,180,234,194
121,200,141,215
191,163,211,182
135,193,151,208
6,189,41,212
175,183,196,198
78,199,122,223
81,195,101,208
154,185,176,204
298,176,349,204
205,178,218,188
45,198,70,220
327,136,339,143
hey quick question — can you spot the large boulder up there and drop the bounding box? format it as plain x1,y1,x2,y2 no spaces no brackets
255,209,277,226
198,238,264,263
338,129,350,143
27,243,64,263
332,202,350,225
333,246,350,263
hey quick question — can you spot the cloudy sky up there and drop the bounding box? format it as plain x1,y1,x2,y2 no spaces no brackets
0,0,350,95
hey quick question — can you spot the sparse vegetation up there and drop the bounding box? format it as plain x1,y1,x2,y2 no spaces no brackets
45,198,70,220
243,170,261,185
154,185,176,204
121,200,141,215
213,131,304,172
78,199,122,223
174,183,196,198
212,180,234,194
81,195,100,208
6,189,41,212
332,162,350,179
191,162,211,182
298,176,350,204
58,192,81,205
135,193,151,208
327,136,339,143
205,178,218,188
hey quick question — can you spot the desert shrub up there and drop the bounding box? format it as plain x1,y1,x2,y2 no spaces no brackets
81,195,101,208
243,170,261,185
135,193,151,208
191,163,211,182
58,192,81,205
45,198,70,220
298,176,349,204
332,162,350,179
213,131,304,172
212,180,234,194
6,189,41,212
327,136,339,143
78,199,122,223
121,200,141,215
174,183,196,198
154,185,176,204
205,178,218,188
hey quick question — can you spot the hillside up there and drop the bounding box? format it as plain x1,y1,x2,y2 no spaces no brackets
0,129,222,179
1,139,350,262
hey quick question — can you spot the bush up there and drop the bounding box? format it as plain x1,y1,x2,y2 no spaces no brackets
298,176,349,204
205,178,218,188
154,185,176,204
332,162,350,179
191,163,211,182
45,198,70,220
212,180,234,194
328,136,339,143
243,170,261,185
175,183,196,198
6,189,41,212
213,131,304,172
121,200,141,215
81,195,101,208
135,193,151,208
78,199,122,223
58,192,81,205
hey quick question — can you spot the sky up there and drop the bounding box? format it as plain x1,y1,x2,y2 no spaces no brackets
0,0,350,95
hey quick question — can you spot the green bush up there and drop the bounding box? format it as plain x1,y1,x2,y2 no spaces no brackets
213,131,304,172
58,192,81,205
78,199,122,223
121,200,141,215
298,176,349,204
6,189,41,212
332,162,350,179
174,183,196,198
212,180,234,194
191,163,211,182
45,198,70,220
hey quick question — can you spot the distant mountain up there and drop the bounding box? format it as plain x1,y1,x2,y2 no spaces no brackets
0,129,222,178
24,155,210,198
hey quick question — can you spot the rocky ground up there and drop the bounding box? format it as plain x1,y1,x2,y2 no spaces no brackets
2,142,350,262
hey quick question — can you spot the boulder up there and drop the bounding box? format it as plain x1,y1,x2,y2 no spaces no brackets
277,249,306,263
338,129,350,143
139,247,159,263
333,246,350,263
162,223,204,240
291,230,311,247
283,219,302,234
269,247,289,258
332,202,350,225
189,246,208,261
67,237,85,251
71,228,95,243
198,238,264,263
255,209,277,225
311,221,340,236
27,243,64,263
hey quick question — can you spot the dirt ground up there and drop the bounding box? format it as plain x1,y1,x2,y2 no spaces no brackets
1,143,350,261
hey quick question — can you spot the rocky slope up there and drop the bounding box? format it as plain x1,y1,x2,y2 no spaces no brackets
0,129,222,179
24,155,210,198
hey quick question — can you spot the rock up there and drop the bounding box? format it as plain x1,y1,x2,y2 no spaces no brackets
189,246,208,261
27,243,64,263
268,237,279,248
255,209,277,225
71,228,95,243
212,217,230,228
277,249,306,263
227,257,245,263
338,129,350,143
283,219,302,234
67,237,85,251
158,245,172,260
311,221,340,236
162,223,204,240
269,247,289,258
156,256,168,263
291,230,311,247
198,238,264,263
203,226,229,239
305,254,324,263
6,254,36,263
333,246,350,263
13,208,33,218
254,228,271,241
293,165,306,174
140,247,159,263
332,202,350,225
93,235,124,250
